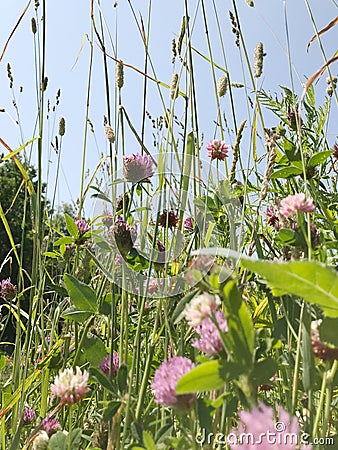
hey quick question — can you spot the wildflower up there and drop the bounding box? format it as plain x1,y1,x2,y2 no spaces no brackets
104,125,115,143
279,193,315,218
0,278,17,301
158,210,179,228
264,205,279,228
253,41,264,78
116,61,124,89
332,143,338,159
51,366,89,405
75,219,90,235
184,217,194,232
58,117,65,136
170,72,179,100
113,216,137,256
192,310,227,355
152,356,195,410
145,277,159,295
99,353,120,376
123,153,154,183
230,402,310,449
32,431,49,450
102,210,114,228
42,414,61,436
206,139,230,161
116,193,130,212
184,292,221,327
311,320,338,361
288,110,303,131
23,407,36,424
217,74,228,97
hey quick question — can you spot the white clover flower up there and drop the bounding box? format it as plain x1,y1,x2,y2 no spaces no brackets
51,366,89,405
184,292,221,327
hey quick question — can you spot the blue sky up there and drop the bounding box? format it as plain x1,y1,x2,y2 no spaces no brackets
0,0,337,215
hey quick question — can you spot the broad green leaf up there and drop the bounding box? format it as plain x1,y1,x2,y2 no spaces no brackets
63,274,98,313
102,401,121,421
222,280,254,365
308,150,333,168
61,306,92,323
142,431,156,450
249,358,278,386
176,360,243,394
53,236,74,246
240,259,338,317
319,318,338,346
82,333,107,366
0,355,6,371
48,428,82,450
271,166,302,179
65,213,79,238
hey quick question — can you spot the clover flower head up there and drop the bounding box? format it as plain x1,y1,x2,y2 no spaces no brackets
113,215,137,256
192,310,228,355
75,219,90,235
23,407,36,424
184,217,194,232
42,414,61,436
158,210,179,229
0,278,17,301
279,193,315,218
184,293,221,327
123,153,154,183
51,366,89,405
206,140,229,161
152,356,195,410
99,352,120,376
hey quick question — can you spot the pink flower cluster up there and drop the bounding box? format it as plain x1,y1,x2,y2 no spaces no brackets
99,352,120,376
151,356,195,410
0,278,17,301
123,153,154,183
206,140,230,161
279,193,315,218
51,366,89,405
192,310,228,355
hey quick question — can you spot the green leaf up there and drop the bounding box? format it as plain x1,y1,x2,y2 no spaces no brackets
308,150,333,168
48,429,82,450
142,431,156,450
222,280,254,366
176,360,243,394
82,333,107,366
90,367,117,396
53,236,74,247
250,358,278,387
275,228,297,245
240,259,338,317
319,318,338,347
61,306,92,323
271,166,303,179
63,274,98,313
0,355,6,372
65,213,79,238
102,401,121,421
117,364,128,395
